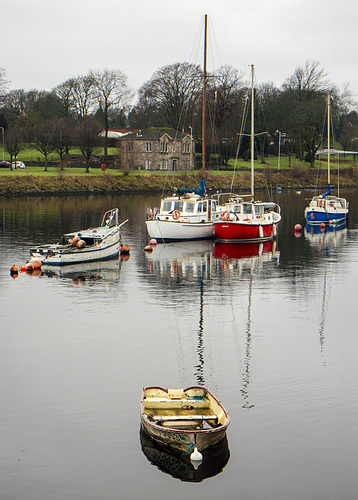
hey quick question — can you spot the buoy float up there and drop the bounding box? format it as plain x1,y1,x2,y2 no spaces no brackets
20,265,26,273
120,244,130,254
10,265,19,277
320,222,325,230
149,239,157,246
294,224,302,232
144,245,153,253
328,220,333,225
190,447,203,469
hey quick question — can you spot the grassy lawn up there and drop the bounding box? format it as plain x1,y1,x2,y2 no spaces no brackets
2,147,119,163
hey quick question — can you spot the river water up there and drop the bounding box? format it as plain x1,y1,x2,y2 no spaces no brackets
0,189,358,500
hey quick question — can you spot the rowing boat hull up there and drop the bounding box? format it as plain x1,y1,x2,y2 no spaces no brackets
140,426,230,482
140,386,230,454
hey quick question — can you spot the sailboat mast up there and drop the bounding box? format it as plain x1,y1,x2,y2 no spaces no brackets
202,14,207,176
327,91,331,188
250,64,255,200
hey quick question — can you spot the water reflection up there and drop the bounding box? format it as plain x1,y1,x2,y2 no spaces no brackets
304,222,347,253
41,256,123,285
140,426,230,482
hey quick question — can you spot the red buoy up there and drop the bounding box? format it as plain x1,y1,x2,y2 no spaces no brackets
320,223,325,230
149,239,157,246
294,224,302,232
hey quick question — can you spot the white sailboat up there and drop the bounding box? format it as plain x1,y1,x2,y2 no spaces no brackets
145,15,225,242
304,92,349,224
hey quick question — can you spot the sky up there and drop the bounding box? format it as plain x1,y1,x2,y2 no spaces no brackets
2,0,358,103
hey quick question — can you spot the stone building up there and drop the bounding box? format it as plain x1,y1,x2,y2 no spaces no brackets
119,128,195,171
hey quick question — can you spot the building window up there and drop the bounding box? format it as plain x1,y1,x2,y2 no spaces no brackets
145,160,152,170
160,141,168,153
161,160,168,170
145,142,152,152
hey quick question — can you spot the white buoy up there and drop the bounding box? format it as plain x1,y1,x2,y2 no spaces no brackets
190,447,203,469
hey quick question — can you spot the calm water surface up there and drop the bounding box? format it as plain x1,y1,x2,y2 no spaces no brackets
1,189,358,500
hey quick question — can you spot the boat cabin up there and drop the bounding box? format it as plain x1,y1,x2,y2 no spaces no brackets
156,195,221,222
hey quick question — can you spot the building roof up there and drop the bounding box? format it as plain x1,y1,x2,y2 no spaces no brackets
129,128,191,141
316,148,358,156
99,128,139,138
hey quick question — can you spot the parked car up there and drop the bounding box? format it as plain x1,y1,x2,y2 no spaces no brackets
0,161,11,168
11,161,26,169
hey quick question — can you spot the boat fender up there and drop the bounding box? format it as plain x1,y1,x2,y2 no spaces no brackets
190,447,203,469
76,239,86,249
29,258,42,269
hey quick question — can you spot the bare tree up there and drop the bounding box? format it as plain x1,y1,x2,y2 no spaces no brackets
31,121,56,171
71,75,96,119
75,118,102,172
89,69,133,155
133,63,202,131
52,117,75,170
5,126,26,164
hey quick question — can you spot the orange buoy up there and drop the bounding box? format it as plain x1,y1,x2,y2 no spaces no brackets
320,223,325,231
144,245,153,253
149,239,157,246
10,265,19,278
120,253,130,262
120,244,130,254
294,224,302,232
20,265,26,273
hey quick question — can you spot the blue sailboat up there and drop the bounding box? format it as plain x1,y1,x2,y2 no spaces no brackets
304,92,349,224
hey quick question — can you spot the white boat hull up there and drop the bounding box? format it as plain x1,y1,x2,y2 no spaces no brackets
146,219,214,242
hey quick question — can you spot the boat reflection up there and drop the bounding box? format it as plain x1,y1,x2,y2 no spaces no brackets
304,222,347,252
213,240,280,274
213,240,279,260
140,426,230,482
41,257,123,284
145,240,214,282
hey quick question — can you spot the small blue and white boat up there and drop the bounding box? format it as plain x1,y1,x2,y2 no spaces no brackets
304,93,349,225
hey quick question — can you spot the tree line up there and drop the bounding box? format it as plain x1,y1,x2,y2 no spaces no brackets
0,61,357,171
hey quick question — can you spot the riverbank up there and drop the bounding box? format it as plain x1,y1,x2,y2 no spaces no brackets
1,167,357,196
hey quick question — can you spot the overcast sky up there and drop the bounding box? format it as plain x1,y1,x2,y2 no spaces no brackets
3,0,358,103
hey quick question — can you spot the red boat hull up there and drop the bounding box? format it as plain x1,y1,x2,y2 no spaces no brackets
213,221,276,242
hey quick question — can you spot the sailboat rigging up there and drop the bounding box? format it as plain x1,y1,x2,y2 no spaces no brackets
304,92,349,224
145,15,225,242
213,65,281,242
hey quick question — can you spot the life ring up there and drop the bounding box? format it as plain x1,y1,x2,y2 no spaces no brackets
222,211,230,221
172,210,180,220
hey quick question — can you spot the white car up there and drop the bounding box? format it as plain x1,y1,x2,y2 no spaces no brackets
11,161,26,169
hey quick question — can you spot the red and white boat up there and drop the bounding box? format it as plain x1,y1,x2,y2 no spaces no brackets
213,65,281,242
213,198,281,242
